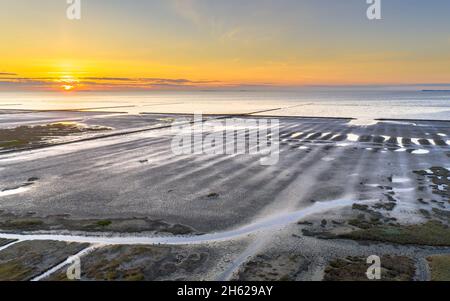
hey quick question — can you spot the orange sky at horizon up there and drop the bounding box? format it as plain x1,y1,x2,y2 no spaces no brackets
1,0,450,91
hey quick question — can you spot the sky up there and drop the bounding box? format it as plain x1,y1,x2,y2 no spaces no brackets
1,0,450,91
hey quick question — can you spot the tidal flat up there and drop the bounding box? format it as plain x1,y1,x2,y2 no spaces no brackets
0,109,449,281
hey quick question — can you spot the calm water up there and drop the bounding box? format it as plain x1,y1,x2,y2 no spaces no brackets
0,90,449,121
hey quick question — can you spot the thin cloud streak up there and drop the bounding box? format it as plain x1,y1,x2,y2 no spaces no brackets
1,73,450,92
0,74,227,91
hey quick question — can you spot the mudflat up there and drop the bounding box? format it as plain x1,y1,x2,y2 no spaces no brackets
0,111,449,281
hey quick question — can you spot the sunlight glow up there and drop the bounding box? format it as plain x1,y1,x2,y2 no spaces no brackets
57,74,79,92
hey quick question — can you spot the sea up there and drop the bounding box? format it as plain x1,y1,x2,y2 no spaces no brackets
0,89,449,122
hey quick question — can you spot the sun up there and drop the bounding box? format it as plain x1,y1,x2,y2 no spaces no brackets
62,84,75,91
58,75,79,91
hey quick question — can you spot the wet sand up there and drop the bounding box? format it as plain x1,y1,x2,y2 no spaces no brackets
0,110,449,281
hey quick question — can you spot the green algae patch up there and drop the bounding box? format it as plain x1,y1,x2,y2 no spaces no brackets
0,210,196,235
0,122,111,151
341,221,450,246
46,245,211,281
235,253,308,281
95,220,112,227
324,255,415,281
427,255,450,281
0,241,88,281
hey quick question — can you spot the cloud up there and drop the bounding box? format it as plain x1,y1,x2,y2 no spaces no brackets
82,77,134,81
0,72,17,76
171,0,203,26
170,0,238,41
81,77,217,85
3,73,448,92
0,74,221,91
